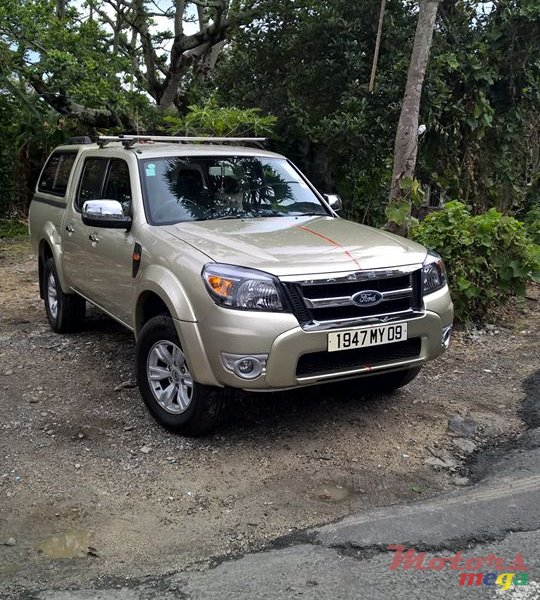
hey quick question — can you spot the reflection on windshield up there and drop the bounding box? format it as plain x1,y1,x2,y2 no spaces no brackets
140,156,327,224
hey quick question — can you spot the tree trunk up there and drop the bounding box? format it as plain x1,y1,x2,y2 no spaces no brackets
386,0,441,235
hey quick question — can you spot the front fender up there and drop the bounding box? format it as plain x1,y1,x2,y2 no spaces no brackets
134,264,197,329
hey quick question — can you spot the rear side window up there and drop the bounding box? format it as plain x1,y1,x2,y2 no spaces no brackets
76,158,108,209
38,152,77,197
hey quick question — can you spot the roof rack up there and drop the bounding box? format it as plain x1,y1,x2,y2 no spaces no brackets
67,136,92,145
97,135,268,149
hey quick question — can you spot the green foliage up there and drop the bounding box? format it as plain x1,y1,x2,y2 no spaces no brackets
412,201,540,322
217,0,540,225
385,177,425,229
216,0,415,222
419,0,540,213
163,98,277,137
0,0,134,112
0,218,28,238
521,205,540,245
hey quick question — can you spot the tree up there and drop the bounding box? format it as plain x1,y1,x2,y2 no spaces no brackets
386,0,442,236
0,0,262,128
216,0,416,224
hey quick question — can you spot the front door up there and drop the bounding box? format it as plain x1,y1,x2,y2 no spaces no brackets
85,158,135,326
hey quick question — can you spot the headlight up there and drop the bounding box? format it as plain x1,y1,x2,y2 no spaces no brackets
422,250,447,295
202,264,287,311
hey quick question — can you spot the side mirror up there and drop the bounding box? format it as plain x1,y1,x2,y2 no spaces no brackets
324,194,343,214
82,200,132,229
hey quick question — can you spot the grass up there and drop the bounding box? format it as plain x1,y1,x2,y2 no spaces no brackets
0,218,28,239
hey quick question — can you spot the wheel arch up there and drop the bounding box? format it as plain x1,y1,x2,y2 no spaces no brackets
38,239,54,299
38,222,70,295
134,266,197,337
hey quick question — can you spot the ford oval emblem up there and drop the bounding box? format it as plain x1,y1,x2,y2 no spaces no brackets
351,290,383,307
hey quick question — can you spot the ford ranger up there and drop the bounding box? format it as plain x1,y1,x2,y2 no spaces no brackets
29,135,453,435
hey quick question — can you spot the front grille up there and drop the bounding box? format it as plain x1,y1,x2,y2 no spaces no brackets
310,298,411,321
283,269,423,328
296,338,422,377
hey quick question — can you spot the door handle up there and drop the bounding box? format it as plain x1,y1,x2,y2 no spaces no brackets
65,224,74,233
89,233,100,244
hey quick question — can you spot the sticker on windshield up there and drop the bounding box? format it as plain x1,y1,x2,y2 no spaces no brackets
145,163,156,177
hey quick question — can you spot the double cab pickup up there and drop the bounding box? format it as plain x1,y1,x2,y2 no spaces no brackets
29,135,453,435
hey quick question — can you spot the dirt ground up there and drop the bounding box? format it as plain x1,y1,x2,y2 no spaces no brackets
0,239,538,597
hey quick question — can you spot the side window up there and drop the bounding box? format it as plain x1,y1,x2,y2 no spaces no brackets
76,158,108,210
103,159,132,215
38,152,77,197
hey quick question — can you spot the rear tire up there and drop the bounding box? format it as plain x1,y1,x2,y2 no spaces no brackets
136,315,228,436
365,366,422,393
43,257,85,333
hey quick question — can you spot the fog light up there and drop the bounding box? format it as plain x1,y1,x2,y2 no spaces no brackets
237,359,255,374
222,353,268,380
442,326,453,349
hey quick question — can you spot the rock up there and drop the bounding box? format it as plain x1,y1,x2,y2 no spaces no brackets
447,415,477,438
3,370,13,376
3,537,16,546
140,445,152,454
75,463,81,469
114,380,137,392
28,397,39,404
78,433,85,439
451,437,477,455
123,425,135,432
452,476,470,487
424,456,457,469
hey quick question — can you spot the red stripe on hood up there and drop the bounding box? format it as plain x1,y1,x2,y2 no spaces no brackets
296,225,362,270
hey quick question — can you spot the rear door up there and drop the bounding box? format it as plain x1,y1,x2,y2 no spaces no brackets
62,157,108,297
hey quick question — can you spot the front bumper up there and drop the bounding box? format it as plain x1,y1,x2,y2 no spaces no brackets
175,285,453,390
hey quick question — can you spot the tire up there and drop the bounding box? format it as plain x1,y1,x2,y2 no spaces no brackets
43,257,86,333
136,315,228,436
365,366,422,393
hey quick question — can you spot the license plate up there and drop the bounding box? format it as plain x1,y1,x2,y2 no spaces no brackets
327,323,408,352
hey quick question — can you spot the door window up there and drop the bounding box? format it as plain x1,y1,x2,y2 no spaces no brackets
77,158,108,210
103,159,132,216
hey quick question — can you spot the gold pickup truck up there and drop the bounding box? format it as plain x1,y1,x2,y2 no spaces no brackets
29,135,453,435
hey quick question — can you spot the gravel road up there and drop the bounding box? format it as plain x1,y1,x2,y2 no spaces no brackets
0,239,538,597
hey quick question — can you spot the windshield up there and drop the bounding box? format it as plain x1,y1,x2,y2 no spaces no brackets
140,156,328,224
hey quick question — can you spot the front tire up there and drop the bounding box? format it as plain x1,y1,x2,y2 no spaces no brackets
136,315,228,436
43,257,85,333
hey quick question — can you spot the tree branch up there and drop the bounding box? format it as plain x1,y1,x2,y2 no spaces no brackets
29,75,135,129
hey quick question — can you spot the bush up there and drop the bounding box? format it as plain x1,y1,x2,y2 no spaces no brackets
411,201,540,322
0,218,28,239
521,205,540,245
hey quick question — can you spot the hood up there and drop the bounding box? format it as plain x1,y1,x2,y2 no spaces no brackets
164,216,428,277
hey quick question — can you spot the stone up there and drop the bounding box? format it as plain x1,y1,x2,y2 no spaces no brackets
424,456,458,469
451,437,477,454
447,415,477,438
